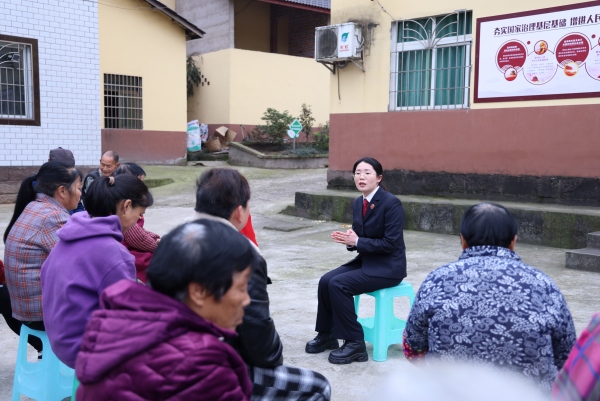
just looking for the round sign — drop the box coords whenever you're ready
[496,40,528,72]
[555,33,590,68]
[585,44,600,80]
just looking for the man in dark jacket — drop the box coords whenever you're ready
[80,150,120,209]
[192,168,331,401]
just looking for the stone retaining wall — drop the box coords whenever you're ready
[328,170,600,207]
[228,142,328,169]
[293,191,600,249]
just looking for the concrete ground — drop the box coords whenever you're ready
[0,165,599,400]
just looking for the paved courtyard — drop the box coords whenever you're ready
[1,165,598,400]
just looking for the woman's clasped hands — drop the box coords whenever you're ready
[331,229,358,246]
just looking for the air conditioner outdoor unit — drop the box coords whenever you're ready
[315,22,363,62]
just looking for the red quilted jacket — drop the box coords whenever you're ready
[0,259,5,285]
[75,280,252,401]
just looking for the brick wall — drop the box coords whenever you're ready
[0,0,101,167]
[271,5,329,58]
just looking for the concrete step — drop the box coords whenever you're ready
[291,190,600,249]
[586,232,600,249]
[566,247,600,273]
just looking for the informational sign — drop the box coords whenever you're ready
[288,119,303,150]
[288,119,302,138]
[475,1,600,102]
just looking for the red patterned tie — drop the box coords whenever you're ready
[362,198,368,218]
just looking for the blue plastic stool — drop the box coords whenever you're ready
[12,325,74,401]
[354,281,415,362]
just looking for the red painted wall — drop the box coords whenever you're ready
[329,104,600,178]
[102,129,186,164]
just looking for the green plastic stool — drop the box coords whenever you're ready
[354,281,415,362]
[72,376,79,400]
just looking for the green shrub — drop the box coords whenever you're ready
[251,108,294,148]
[313,121,329,152]
[284,147,323,157]
[298,103,315,144]
[186,56,201,97]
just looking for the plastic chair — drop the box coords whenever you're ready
[72,376,79,400]
[12,325,74,401]
[354,281,415,362]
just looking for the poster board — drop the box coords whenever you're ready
[475,1,600,102]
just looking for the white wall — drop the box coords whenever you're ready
[0,0,101,166]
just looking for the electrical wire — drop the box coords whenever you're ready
[337,67,340,100]
[94,0,170,11]
[235,0,257,16]
[376,0,396,21]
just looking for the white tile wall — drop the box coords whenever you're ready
[0,0,100,166]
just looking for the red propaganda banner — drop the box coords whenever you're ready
[475,1,600,102]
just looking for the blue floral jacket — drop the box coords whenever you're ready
[404,246,576,392]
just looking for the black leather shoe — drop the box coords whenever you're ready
[328,340,368,364]
[305,332,339,354]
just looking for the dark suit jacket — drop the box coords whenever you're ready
[345,187,407,280]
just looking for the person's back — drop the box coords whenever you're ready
[193,169,283,367]
[5,194,69,321]
[76,280,251,401]
[41,174,152,367]
[3,161,82,356]
[41,211,135,367]
[115,163,161,282]
[405,246,574,388]
[76,220,255,400]
[404,203,576,392]
[194,168,331,400]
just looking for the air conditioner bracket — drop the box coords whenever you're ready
[318,61,336,74]
[350,57,365,72]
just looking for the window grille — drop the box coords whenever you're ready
[390,11,472,111]
[104,74,143,129]
[0,36,38,124]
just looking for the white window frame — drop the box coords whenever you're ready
[389,12,473,111]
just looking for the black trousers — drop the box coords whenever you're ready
[315,260,401,341]
[0,285,43,352]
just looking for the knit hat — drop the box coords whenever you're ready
[48,147,75,167]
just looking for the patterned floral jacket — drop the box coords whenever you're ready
[403,246,576,392]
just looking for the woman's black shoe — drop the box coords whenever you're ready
[305,332,339,354]
[328,340,368,364]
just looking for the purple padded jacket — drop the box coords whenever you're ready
[75,280,252,401]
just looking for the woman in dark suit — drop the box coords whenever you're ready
[305,157,407,364]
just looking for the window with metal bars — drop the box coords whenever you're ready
[390,11,473,111]
[0,35,39,125]
[104,74,143,129]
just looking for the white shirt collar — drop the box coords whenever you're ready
[363,186,380,203]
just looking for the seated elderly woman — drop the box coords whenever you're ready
[3,161,82,355]
[74,219,256,401]
[41,174,153,368]
[403,203,577,393]
[115,163,160,283]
